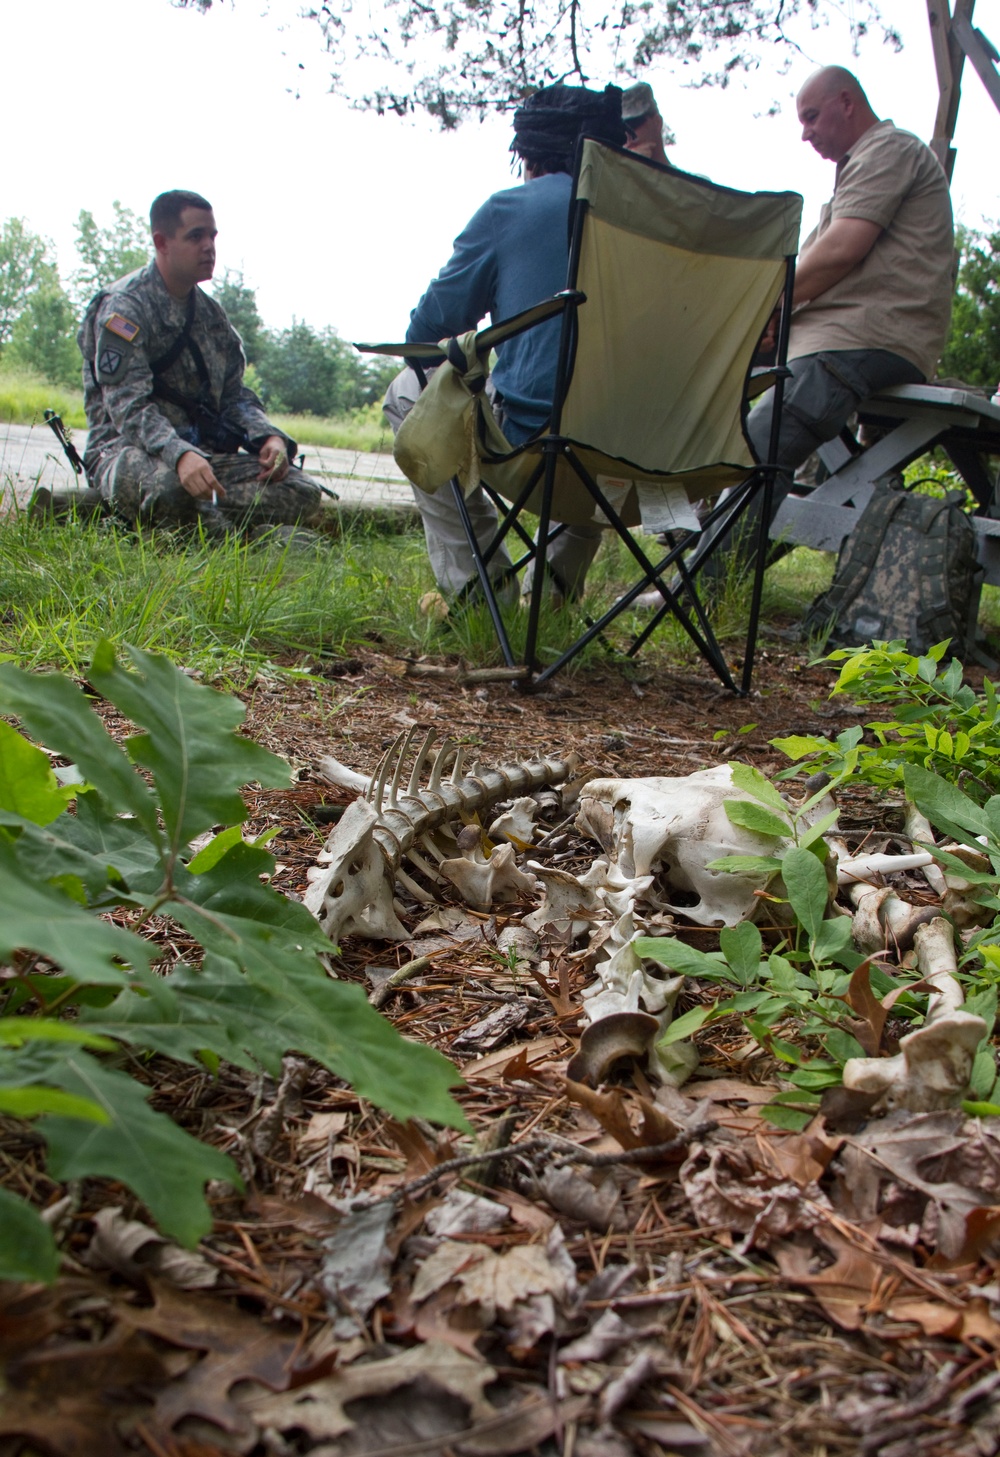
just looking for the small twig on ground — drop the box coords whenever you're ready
[352,1121,716,1210]
[405,661,531,685]
[369,955,433,1009]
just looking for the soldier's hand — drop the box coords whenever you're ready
[258,435,289,483]
[177,451,224,500]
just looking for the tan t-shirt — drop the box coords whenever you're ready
[788,120,954,379]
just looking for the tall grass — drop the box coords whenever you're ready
[0,503,432,682]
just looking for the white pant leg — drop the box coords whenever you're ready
[384,366,514,598]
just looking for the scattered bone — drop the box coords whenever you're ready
[566,1011,661,1086]
[843,916,988,1112]
[849,882,938,955]
[489,796,540,848]
[440,837,538,910]
[318,755,371,794]
[905,803,948,895]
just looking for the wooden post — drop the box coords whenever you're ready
[926,0,973,180]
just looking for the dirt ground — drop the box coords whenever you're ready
[4,637,1000,1457]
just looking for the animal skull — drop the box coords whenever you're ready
[576,765,789,927]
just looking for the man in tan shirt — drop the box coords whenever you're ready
[720,66,954,573]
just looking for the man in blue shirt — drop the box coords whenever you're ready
[384,84,625,606]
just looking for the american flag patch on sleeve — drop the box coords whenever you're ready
[105,314,141,343]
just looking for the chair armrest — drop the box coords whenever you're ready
[353,290,586,364]
[353,341,447,360]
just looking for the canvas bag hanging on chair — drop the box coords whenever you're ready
[393,332,514,495]
[803,478,982,656]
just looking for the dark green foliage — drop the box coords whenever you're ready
[213,268,267,365]
[940,224,1000,390]
[5,280,80,387]
[0,645,466,1282]
[0,218,56,348]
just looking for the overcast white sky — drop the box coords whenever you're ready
[3,0,997,343]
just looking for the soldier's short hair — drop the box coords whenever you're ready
[149,190,214,236]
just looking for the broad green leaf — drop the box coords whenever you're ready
[770,735,833,761]
[0,1085,110,1121]
[59,790,166,892]
[657,1003,718,1047]
[0,807,133,902]
[787,1065,843,1090]
[718,921,763,988]
[962,1101,1000,1118]
[0,1019,115,1049]
[0,721,76,826]
[187,824,247,874]
[903,763,993,846]
[0,1187,58,1282]
[88,643,290,853]
[728,762,789,814]
[812,915,854,964]
[724,801,790,840]
[705,854,783,876]
[40,1051,239,1246]
[971,1046,999,1101]
[92,953,469,1131]
[0,838,149,984]
[760,1105,813,1131]
[799,808,841,850]
[633,936,734,982]
[0,661,159,837]
[746,1018,802,1064]
[781,846,831,943]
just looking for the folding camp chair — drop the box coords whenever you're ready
[361,139,802,693]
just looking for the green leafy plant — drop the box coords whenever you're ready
[772,640,1000,805]
[0,643,466,1282]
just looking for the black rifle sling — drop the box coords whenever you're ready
[149,288,216,415]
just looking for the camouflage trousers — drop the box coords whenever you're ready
[92,448,327,533]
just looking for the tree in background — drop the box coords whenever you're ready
[177,0,896,124]
[213,269,266,365]
[71,202,149,308]
[6,282,80,387]
[0,219,55,349]
[259,320,351,416]
[940,225,1000,391]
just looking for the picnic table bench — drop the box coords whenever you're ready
[769,383,1000,584]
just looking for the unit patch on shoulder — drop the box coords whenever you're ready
[98,346,124,380]
[105,313,140,343]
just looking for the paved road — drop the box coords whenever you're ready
[0,421,415,514]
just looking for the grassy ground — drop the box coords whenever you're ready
[0,482,837,685]
[0,368,390,453]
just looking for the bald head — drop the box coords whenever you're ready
[797,66,879,162]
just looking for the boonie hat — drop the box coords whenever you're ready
[621,81,658,123]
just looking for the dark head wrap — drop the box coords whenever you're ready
[511,84,626,170]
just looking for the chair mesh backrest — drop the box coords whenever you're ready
[560,142,802,482]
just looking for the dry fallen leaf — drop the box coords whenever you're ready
[242,1339,496,1444]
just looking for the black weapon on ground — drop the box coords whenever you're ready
[44,411,85,476]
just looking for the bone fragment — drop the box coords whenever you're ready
[489,796,540,848]
[904,803,948,895]
[837,850,935,884]
[848,882,938,955]
[439,839,538,910]
[318,755,372,794]
[842,916,987,1112]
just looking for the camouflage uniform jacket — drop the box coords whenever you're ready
[78,262,294,478]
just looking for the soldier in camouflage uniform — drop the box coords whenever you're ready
[76,189,331,536]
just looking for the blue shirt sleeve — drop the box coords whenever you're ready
[406,199,499,344]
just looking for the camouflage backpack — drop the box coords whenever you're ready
[803,478,982,656]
